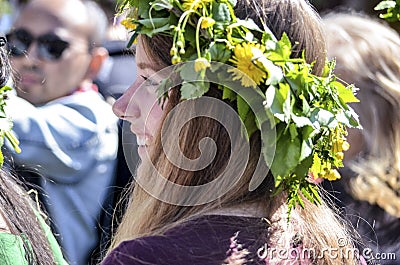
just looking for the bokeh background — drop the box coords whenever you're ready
[311,0,381,13]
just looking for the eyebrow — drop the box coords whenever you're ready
[137,62,154,70]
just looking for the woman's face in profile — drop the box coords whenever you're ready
[112,40,166,159]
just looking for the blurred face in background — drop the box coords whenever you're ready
[8,0,93,105]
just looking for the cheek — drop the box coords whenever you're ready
[51,58,88,87]
[10,58,22,69]
[147,103,165,133]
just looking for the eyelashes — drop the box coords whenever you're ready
[140,75,159,86]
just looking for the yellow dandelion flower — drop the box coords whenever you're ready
[201,17,215,29]
[121,18,137,30]
[228,42,267,88]
[228,68,257,87]
[194,58,210,72]
[182,0,212,11]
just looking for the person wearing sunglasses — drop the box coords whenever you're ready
[4,0,119,264]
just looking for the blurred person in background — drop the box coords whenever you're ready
[4,0,119,264]
[0,33,67,265]
[324,12,400,264]
[94,0,136,102]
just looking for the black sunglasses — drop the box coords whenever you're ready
[6,28,70,61]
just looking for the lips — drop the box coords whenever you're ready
[19,72,43,87]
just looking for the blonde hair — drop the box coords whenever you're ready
[110,1,361,264]
[324,12,400,217]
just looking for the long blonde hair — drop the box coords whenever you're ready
[325,12,400,218]
[110,1,361,264]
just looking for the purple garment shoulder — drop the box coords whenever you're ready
[102,214,369,265]
[102,215,268,265]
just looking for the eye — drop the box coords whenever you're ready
[140,75,159,87]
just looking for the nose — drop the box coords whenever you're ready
[28,42,39,59]
[112,82,140,120]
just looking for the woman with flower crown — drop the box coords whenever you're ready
[0,36,67,265]
[102,0,367,264]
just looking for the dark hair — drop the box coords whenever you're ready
[0,39,11,87]
[0,43,56,265]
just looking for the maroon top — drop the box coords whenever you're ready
[101,215,269,265]
[101,214,369,265]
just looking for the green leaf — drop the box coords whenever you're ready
[277,32,292,59]
[270,129,301,179]
[301,125,317,141]
[268,32,292,61]
[264,85,283,112]
[291,114,312,128]
[222,86,236,101]
[141,24,171,36]
[297,193,305,208]
[212,3,231,22]
[237,95,250,123]
[301,186,314,204]
[180,81,210,99]
[180,62,201,81]
[335,82,359,103]
[209,43,231,63]
[226,0,237,7]
[294,153,313,178]
[157,77,172,101]
[299,139,313,162]
[310,108,337,128]
[137,0,152,18]
[230,18,262,32]
[0,86,12,93]
[181,23,197,46]
[344,108,361,128]
[309,185,322,204]
[289,123,298,140]
[243,110,258,139]
[138,17,170,29]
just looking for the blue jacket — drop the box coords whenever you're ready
[6,90,119,265]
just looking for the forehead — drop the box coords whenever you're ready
[13,5,89,40]
[136,40,165,74]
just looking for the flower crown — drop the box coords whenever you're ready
[119,0,360,214]
[0,36,21,164]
